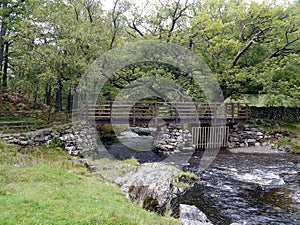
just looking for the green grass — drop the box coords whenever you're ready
[260,120,300,138]
[173,171,198,189]
[278,137,300,154]
[0,140,179,225]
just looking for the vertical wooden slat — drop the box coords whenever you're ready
[133,103,136,125]
[231,103,235,123]
[109,101,113,124]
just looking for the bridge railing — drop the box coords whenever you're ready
[72,101,250,124]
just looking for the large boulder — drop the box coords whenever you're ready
[115,163,197,215]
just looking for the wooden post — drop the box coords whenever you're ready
[133,103,136,125]
[246,103,251,119]
[154,102,158,125]
[231,103,235,123]
[109,101,113,124]
[175,102,179,124]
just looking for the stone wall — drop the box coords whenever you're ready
[152,125,194,156]
[251,107,300,122]
[0,122,98,157]
[152,123,288,152]
[0,121,291,158]
[228,122,285,149]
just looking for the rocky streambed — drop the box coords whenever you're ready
[1,121,299,224]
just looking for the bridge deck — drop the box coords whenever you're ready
[74,101,250,125]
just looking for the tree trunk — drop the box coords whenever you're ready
[73,84,79,111]
[45,84,51,106]
[67,88,72,112]
[0,0,8,88]
[55,79,63,112]
[2,42,9,88]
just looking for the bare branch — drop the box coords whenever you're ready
[263,37,300,63]
[233,26,275,66]
[128,19,144,37]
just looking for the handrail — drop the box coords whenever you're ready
[73,102,251,124]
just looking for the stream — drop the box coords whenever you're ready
[100,130,300,225]
[179,152,300,225]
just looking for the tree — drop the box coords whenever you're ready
[187,0,299,103]
[125,0,193,42]
[4,0,300,109]
[0,0,26,89]
[10,0,109,111]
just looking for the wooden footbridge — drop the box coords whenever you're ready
[74,101,251,125]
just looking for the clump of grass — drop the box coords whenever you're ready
[124,157,139,166]
[261,120,300,138]
[174,171,198,181]
[173,182,190,189]
[173,171,198,188]
[0,140,73,169]
[49,137,65,149]
[278,137,300,154]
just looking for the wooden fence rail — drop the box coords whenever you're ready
[0,102,250,132]
[0,111,71,132]
[73,101,250,124]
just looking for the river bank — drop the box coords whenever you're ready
[0,139,179,225]
[1,121,299,224]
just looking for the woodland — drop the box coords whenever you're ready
[0,0,299,112]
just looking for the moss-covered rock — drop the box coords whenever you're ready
[114,163,198,215]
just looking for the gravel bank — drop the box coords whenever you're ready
[228,146,285,154]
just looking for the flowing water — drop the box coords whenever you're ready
[179,152,300,225]
[101,131,300,225]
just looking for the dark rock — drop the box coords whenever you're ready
[42,129,52,136]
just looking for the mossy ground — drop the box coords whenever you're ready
[278,137,300,154]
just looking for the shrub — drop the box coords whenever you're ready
[49,137,64,149]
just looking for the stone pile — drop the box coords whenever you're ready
[228,122,286,149]
[0,122,98,156]
[152,125,194,156]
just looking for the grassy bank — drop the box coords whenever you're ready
[0,141,179,225]
[263,120,300,153]
[246,119,300,153]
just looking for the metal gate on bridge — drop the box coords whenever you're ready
[192,126,229,149]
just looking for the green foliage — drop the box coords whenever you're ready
[49,137,65,149]
[3,0,300,108]
[96,124,116,140]
[188,0,300,103]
